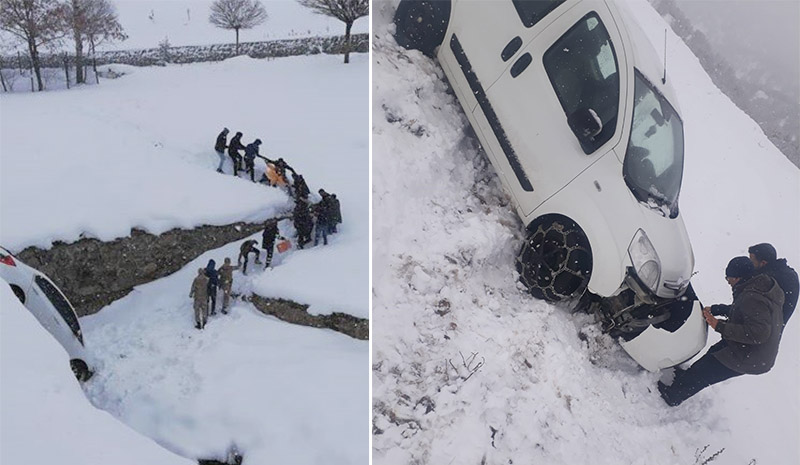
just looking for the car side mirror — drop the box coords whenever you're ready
[568,108,602,144]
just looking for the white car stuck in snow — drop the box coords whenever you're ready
[394,0,707,370]
[1,246,93,381]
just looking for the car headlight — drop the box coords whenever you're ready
[628,229,661,293]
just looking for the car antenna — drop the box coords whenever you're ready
[662,28,668,85]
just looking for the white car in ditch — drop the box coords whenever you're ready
[1,246,93,381]
[394,0,707,371]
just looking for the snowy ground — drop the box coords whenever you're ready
[372,1,799,464]
[0,282,193,465]
[2,52,368,462]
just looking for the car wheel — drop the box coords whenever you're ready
[393,0,451,57]
[516,219,592,302]
[70,359,93,382]
[9,284,25,304]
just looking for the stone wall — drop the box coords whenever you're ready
[2,33,368,69]
[17,222,266,316]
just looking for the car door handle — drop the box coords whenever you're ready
[501,36,523,62]
[510,53,532,78]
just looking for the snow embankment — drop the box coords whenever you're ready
[0,281,193,465]
[372,0,799,464]
[81,236,368,465]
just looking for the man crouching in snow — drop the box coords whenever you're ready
[658,256,784,406]
[189,268,209,330]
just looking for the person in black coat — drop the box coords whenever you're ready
[214,128,229,173]
[243,139,262,182]
[293,199,313,249]
[227,132,246,175]
[292,173,310,201]
[330,193,342,233]
[261,219,283,269]
[238,239,261,275]
[749,243,798,325]
[205,259,220,315]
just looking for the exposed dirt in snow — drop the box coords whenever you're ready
[249,294,368,340]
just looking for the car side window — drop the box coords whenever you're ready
[34,275,82,341]
[513,0,567,28]
[543,13,620,154]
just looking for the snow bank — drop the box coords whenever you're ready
[81,238,368,464]
[0,281,192,465]
[372,0,799,464]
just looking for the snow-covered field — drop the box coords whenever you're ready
[108,0,368,50]
[372,1,800,465]
[0,282,193,465]
[1,51,368,462]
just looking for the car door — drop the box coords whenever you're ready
[477,1,629,217]
[440,0,574,113]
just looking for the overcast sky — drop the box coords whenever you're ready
[675,0,799,96]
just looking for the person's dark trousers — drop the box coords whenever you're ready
[263,243,274,268]
[228,153,240,174]
[242,249,260,274]
[207,282,218,315]
[246,160,255,182]
[659,351,743,406]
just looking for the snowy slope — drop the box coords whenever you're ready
[372,1,800,464]
[80,239,368,464]
[108,0,369,50]
[2,51,368,462]
[0,53,369,318]
[0,282,193,465]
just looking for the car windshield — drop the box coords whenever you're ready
[623,70,684,218]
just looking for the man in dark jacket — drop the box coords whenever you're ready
[658,257,785,406]
[330,193,342,233]
[293,199,313,249]
[314,190,333,246]
[261,219,283,269]
[243,139,262,182]
[292,173,310,201]
[238,239,261,275]
[227,132,245,175]
[205,259,220,316]
[214,128,229,173]
[749,243,798,325]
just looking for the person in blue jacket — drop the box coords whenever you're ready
[243,139,262,182]
[205,259,220,315]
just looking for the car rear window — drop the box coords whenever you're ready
[513,0,567,28]
[34,275,83,343]
[543,13,620,154]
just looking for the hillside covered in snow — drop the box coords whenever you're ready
[1,33,367,465]
[371,1,799,464]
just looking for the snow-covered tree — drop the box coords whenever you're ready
[297,0,367,64]
[0,0,67,91]
[63,0,125,84]
[208,0,267,55]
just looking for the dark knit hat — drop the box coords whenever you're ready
[748,243,777,264]
[726,256,754,278]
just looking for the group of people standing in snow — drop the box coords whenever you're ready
[189,128,344,329]
[658,242,797,406]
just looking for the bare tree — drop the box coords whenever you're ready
[208,0,267,55]
[64,0,125,84]
[297,0,367,64]
[0,0,68,91]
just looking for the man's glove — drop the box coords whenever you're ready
[710,304,731,317]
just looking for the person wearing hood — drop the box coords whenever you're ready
[658,256,785,406]
[293,199,313,249]
[244,139,262,182]
[205,259,220,315]
[330,193,342,233]
[227,131,246,175]
[214,128,229,173]
[749,242,798,326]
[292,173,310,201]
[189,268,209,330]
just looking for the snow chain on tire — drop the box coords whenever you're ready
[516,221,591,302]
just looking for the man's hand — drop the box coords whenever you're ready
[702,307,718,330]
